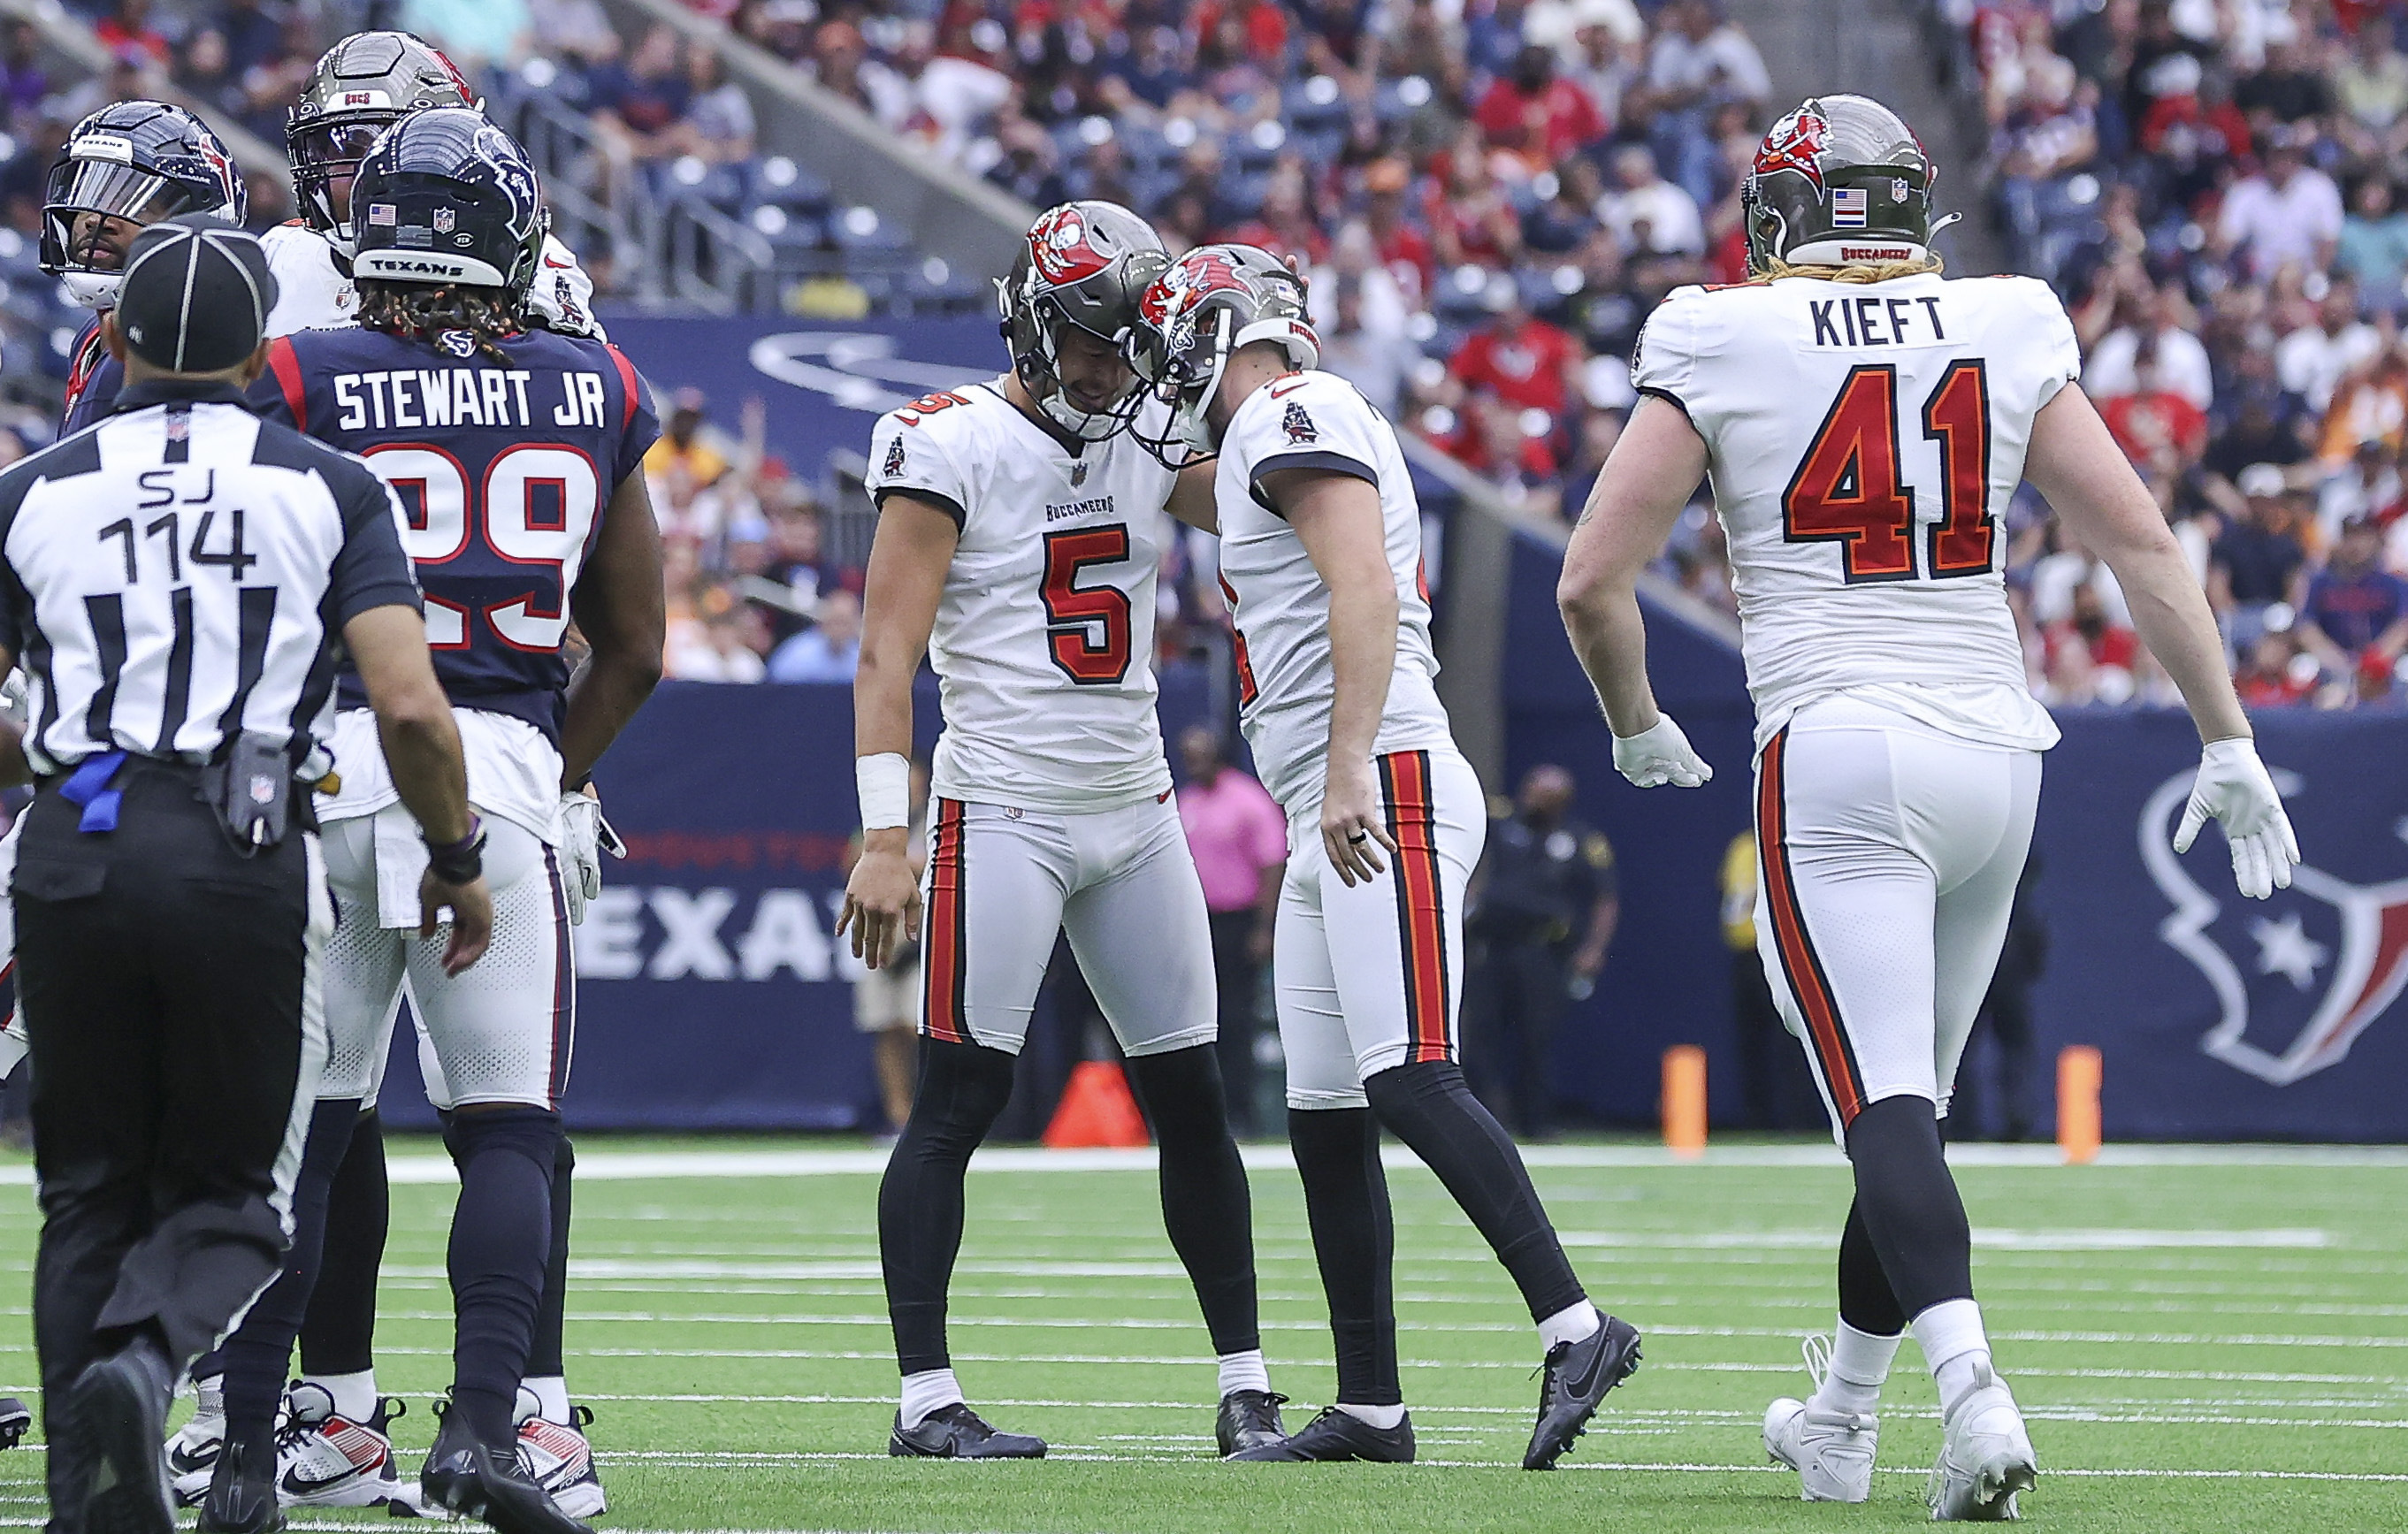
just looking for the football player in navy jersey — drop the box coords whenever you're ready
[42,102,247,433]
[204,110,663,1534]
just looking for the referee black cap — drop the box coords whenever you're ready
[116,213,279,374]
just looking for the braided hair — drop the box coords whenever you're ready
[355,279,526,365]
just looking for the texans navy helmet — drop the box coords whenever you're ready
[42,102,244,307]
[349,107,546,296]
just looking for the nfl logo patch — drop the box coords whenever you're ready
[1891,178,1910,202]
[433,208,455,233]
[367,203,397,227]
[1831,188,1869,228]
[1069,459,1089,487]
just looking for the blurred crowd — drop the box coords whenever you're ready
[0,0,2401,704]
[1964,0,2408,706]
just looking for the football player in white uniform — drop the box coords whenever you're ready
[1128,245,1641,1469]
[261,32,602,343]
[166,33,615,1518]
[1558,95,2298,1520]
[838,202,1283,1460]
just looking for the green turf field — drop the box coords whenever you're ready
[0,1138,2401,1531]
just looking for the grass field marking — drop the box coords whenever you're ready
[531,1309,2408,1348]
[50,1141,2359,1188]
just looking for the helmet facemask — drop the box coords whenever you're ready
[292,117,399,256]
[1128,302,1234,468]
[1001,274,1149,444]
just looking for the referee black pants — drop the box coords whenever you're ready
[12,762,323,1528]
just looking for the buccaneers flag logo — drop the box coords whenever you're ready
[1754,106,1831,195]
[1140,248,1252,332]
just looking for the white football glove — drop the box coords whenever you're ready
[557,790,625,926]
[2173,737,2299,901]
[1612,714,1714,789]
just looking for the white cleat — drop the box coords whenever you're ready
[277,1382,408,1508]
[1763,1335,1878,1502]
[1764,1396,1878,1502]
[165,1386,225,1508]
[1927,1360,2037,1521]
[515,1387,607,1519]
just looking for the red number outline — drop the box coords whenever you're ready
[1781,365,1916,584]
[1041,524,1134,684]
[1922,359,1995,577]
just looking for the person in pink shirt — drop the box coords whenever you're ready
[1177,726,1288,1135]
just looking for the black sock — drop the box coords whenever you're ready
[527,1134,574,1380]
[219,1098,362,1440]
[1362,1060,1586,1323]
[1288,1107,1399,1407]
[1845,1095,1974,1318]
[1838,1197,1907,1336]
[1123,1045,1259,1356]
[443,1107,559,1446]
[300,1105,387,1378]
[878,1039,1017,1376]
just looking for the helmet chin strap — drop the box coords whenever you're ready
[1173,311,1234,454]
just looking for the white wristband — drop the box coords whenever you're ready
[857,752,911,830]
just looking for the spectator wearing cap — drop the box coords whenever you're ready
[2276,279,2381,415]
[1595,142,1705,258]
[1450,277,1581,422]
[2216,127,2343,279]
[2297,516,2408,678]
[2211,468,2312,653]
[2318,433,2399,537]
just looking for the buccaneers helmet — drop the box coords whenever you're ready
[1742,95,1947,274]
[287,32,479,255]
[1128,243,1318,465]
[998,201,1169,441]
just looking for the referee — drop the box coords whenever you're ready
[0,214,492,1534]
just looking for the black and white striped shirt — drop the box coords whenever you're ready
[0,378,421,775]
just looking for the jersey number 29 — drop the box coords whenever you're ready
[1783,361,1993,583]
[364,444,600,652]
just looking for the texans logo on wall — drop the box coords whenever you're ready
[2140,767,2408,1087]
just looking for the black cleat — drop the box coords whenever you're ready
[888,1403,1045,1459]
[70,1338,177,1534]
[1228,1405,1414,1462]
[420,1412,592,1534]
[1524,1314,1643,1469]
[198,1436,282,1534]
[1215,1390,1288,1458]
[0,1395,28,1448]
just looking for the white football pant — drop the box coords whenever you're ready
[321,806,572,1110]
[1276,747,1486,1109]
[1752,696,2042,1145]
[917,793,1217,1057]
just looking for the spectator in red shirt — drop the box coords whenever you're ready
[1449,390,1563,508]
[1190,0,1291,65]
[1450,279,1582,420]
[95,0,170,67]
[1426,126,1525,270]
[1176,728,1288,1135]
[1363,157,1435,307]
[2234,630,2317,706]
[1473,44,1608,172]
[2098,343,2209,470]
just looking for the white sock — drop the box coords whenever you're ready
[524,1375,573,1425]
[1217,1349,1270,1398]
[898,1368,965,1430]
[1808,1320,1901,1416]
[1537,1300,1602,1350]
[1335,1401,1405,1429]
[1911,1299,1994,1420]
[302,1370,375,1423]
[192,1374,225,1422]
